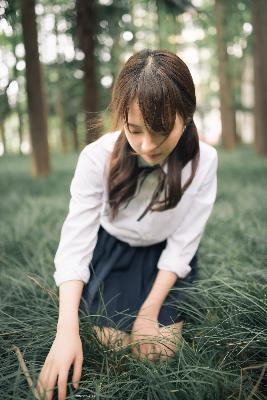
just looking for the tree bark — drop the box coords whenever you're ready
[21,0,50,176]
[71,118,79,152]
[252,0,267,156]
[11,41,24,155]
[56,87,68,152]
[76,0,101,145]
[0,120,6,154]
[55,14,68,153]
[214,0,237,149]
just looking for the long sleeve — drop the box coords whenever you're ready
[156,149,218,279]
[53,144,104,287]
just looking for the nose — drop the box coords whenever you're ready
[141,133,159,155]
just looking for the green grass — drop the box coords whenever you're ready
[0,144,267,399]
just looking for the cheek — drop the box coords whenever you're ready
[162,137,176,152]
[166,134,181,151]
[125,135,139,150]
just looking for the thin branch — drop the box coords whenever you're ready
[11,344,41,399]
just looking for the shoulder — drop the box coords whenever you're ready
[82,130,121,158]
[76,130,121,179]
[199,140,218,164]
[192,140,218,187]
[198,140,218,174]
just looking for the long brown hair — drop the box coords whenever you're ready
[107,49,200,221]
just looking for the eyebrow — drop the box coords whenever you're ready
[127,123,142,128]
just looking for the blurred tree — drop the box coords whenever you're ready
[194,0,253,145]
[3,0,26,154]
[76,0,101,145]
[252,0,267,156]
[11,41,25,155]
[37,0,84,153]
[0,0,257,155]
[0,89,11,154]
[96,1,132,93]
[21,0,50,175]
[214,0,237,149]
[61,60,84,152]
[156,0,181,51]
[54,12,69,153]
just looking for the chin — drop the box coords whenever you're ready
[145,154,164,164]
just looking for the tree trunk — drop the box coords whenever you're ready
[71,118,79,152]
[156,0,165,49]
[55,14,68,153]
[214,0,237,149]
[76,0,101,145]
[0,120,6,154]
[56,87,68,152]
[11,41,24,155]
[21,0,50,176]
[17,108,24,155]
[252,0,267,156]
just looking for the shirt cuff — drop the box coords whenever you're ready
[53,267,90,287]
[157,255,192,279]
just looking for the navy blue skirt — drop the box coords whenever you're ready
[81,225,198,333]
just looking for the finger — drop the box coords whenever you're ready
[145,343,158,362]
[35,365,56,400]
[57,370,69,400]
[131,337,155,360]
[151,343,159,361]
[155,343,166,360]
[34,381,54,400]
[39,366,58,400]
[130,339,142,359]
[72,356,83,389]
[157,341,176,360]
[137,342,152,361]
[35,364,49,397]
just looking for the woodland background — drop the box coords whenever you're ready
[0,1,267,399]
[0,0,267,174]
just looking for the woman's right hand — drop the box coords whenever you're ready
[34,329,83,400]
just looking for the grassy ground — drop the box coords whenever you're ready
[0,144,267,399]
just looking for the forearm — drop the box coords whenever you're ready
[139,270,178,318]
[57,280,85,334]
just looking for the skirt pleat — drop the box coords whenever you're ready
[81,225,198,333]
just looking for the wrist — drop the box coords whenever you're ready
[57,318,80,334]
[139,300,161,319]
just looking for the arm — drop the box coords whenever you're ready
[138,149,218,320]
[156,149,218,279]
[54,143,105,287]
[57,280,85,334]
[138,270,177,319]
[35,143,106,400]
[35,280,84,400]
[130,270,177,360]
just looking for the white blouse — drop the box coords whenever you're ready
[54,130,218,287]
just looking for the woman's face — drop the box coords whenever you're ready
[123,99,186,165]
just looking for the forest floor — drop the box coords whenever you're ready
[0,144,267,399]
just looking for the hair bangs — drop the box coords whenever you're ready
[136,72,181,135]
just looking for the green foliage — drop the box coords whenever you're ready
[0,145,267,399]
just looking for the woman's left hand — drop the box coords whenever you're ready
[130,312,162,361]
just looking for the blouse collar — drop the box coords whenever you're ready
[137,155,168,175]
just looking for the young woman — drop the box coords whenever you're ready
[35,49,218,400]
